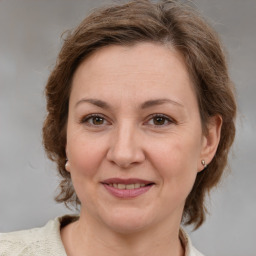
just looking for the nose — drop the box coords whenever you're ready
[106,121,145,169]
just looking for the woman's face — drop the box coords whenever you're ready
[66,42,212,234]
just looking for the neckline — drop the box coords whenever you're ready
[58,215,191,256]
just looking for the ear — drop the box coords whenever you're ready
[198,115,222,172]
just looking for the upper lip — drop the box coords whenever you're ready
[101,178,155,185]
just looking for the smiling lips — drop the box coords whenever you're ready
[102,178,155,198]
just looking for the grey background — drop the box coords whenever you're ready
[0,0,255,255]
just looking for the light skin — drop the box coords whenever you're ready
[61,42,222,256]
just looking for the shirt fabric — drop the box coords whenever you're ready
[0,215,204,256]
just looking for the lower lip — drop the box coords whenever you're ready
[102,184,153,198]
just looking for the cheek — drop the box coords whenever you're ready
[66,137,105,205]
[67,134,106,178]
[148,135,201,194]
[150,136,200,173]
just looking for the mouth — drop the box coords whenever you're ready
[101,178,155,198]
[108,183,150,189]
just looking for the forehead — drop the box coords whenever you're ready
[70,42,197,109]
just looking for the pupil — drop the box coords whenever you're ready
[154,117,165,125]
[93,117,103,125]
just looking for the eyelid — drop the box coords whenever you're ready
[79,113,176,127]
[144,113,176,126]
[80,113,111,126]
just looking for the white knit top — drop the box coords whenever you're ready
[0,215,204,256]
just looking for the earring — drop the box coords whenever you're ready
[65,159,69,171]
[201,159,207,169]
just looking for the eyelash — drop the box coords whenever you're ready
[80,114,109,127]
[146,114,176,127]
[80,113,176,128]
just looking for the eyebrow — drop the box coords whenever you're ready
[75,98,184,109]
[75,98,111,109]
[140,98,184,109]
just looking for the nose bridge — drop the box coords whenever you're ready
[117,120,136,151]
[107,119,144,168]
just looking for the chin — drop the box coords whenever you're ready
[106,219,150,235]
[100,207,156,235]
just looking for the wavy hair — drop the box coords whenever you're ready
[43,0,236,229]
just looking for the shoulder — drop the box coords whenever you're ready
[190,247,205,256]
[179,228,205,256]
[0,216,71,256]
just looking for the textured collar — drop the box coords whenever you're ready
[58,215,204,256]
[0,215,203,256]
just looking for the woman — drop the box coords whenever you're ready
[0,0,236,255]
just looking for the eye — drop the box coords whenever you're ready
[81,114,110,126]
[146,114,174,127]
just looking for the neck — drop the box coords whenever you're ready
[61,210,184,256]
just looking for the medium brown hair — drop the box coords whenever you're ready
[43,0,236,229]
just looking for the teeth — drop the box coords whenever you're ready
[111,183,148,189]
[126,184,135,189]
[134,183,140,188]
[117,184,126,189]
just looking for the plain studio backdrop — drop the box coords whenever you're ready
[0,0,255,255]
